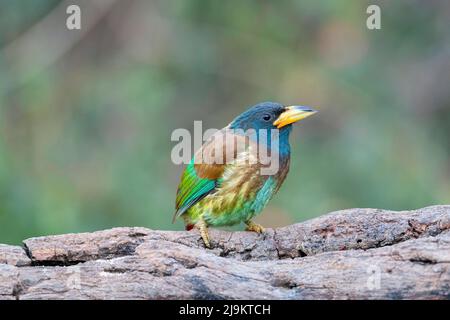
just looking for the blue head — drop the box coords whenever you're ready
[229,101,316,155]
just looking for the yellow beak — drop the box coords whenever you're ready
[273,106,317,129]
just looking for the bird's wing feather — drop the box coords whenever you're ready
[173,129,251,221]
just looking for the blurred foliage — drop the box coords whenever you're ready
[1,0,449,244]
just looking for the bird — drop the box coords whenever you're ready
[173,101,317,248]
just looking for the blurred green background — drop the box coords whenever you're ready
[1,0,449,244]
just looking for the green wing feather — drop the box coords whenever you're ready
[173,159,218,222]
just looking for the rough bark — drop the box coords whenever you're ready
[0,205,449,300]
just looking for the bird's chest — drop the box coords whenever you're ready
[201,153,288,226]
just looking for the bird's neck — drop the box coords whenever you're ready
[277,126,292,157]
[228,125,293,157]
[245,126,292,157]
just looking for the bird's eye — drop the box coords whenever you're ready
[262,114,272,121]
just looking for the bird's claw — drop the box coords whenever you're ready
[245,221,265,234]
[195,219,211,248]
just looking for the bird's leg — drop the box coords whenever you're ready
[195,218,211,248]
[245,220,265,233]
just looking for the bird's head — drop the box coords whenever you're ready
[229,101,317,133]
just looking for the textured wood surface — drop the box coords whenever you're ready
[1,205,449,299]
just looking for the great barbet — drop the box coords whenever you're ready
[173,101,317,247]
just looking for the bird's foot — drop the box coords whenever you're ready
[245,220,265,234]
[195,219,211,248]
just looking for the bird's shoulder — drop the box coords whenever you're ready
[193,128,258,179]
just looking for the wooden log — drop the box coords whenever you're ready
[0,205,449,299]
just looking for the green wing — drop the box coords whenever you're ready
[173,160,218,222]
